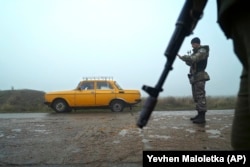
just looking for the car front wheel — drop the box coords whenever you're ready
[52,99,70,113]
[110,100,124,112]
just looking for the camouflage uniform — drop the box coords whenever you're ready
[180,44,210,123]
[217,0,250,150]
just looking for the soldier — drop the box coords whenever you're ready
[178,37,210,124]
[216,0,250,150]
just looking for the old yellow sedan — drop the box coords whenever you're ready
[44,77,141,113]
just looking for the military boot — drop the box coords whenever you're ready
[190,111,199,121]
[192,111,206,124]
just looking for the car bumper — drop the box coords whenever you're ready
[130,99,141,105]
[135,99,141,103]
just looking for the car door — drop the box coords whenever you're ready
[75,81,95,106]
[95,81,115,106]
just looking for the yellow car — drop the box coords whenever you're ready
[44,77,141,113]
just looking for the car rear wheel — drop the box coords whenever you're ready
[110,100,124,112]
[52,99,71,113]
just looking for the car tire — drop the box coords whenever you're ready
[110,100,124,112]
[52,99,70,113]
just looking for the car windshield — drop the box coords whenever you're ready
[75,82,82,90]
[114,82,123,90]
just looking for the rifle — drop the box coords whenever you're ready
[137,0,208,128]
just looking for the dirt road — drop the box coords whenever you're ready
[0,110,234,166]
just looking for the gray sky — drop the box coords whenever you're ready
[0,0,242,97]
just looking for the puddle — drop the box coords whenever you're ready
[172,126,182,130]
[113,140,120,144]
[142,138,153,149]
[206,129,221,138]
[118,128,140,137]
[119,129,128,137]
[33,129,51,134]
[149,135,170,140]
[6,135,15,139]
[206,129,221,135]
[34,130,47,132]
[35,124,45,127]
[186,129,195,133]
[152,110,234,117]
[142,138,150,143]
[220,125,230,131]
[12,129,22,132]
[153,118,166,121]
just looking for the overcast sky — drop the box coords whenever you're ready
[0,0,242,97]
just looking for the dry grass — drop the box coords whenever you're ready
[0,89,49,112]
[139,96,236,111]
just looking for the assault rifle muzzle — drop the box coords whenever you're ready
[137,0,207,128]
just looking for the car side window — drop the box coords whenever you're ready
[80,82,94,90]
[97,81,113,90]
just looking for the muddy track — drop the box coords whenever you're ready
[0,110,233,166]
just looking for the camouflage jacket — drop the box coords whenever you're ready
[180,45,210,84]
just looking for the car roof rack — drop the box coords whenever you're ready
[82,76,113,81]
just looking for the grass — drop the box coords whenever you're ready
[0,89,236,113]
[139,96,236,111]
[0,89,50,113]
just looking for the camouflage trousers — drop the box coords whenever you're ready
[229,10,250,150]
[191,81,206,112]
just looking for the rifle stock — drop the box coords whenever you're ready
[137,0,207,128]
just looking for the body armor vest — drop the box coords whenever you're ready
[191,45,209,74]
